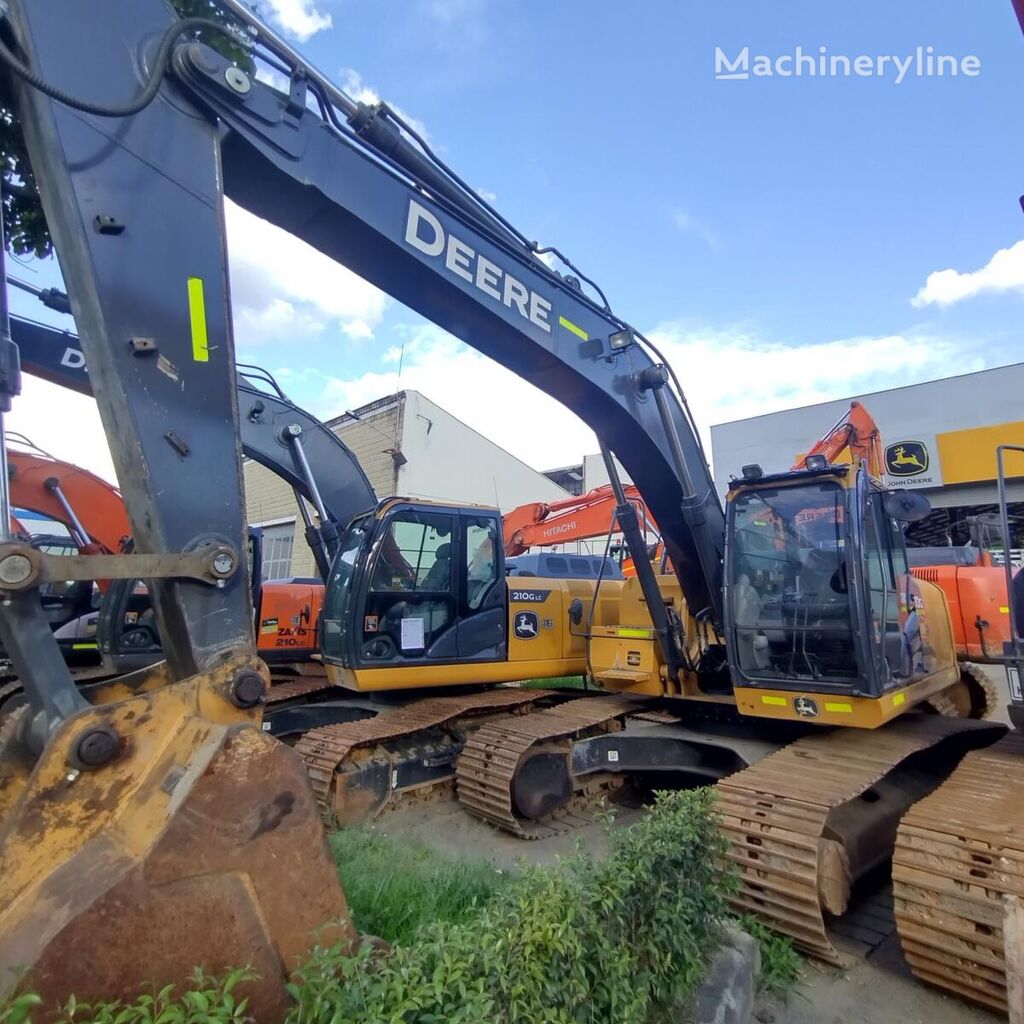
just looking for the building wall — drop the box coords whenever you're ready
[581,452,631,492]
[395,391,568,511]
[244,398,401,580]
[710,362,1024,504]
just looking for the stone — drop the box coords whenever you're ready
[694,925,761,1024]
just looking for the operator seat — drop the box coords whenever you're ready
[422,542,452,591]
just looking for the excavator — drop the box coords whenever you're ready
[1,0,1022,1016]
[791,401,1010,710]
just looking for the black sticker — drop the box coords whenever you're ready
[884,440,929,477]
[793,696,819,718]
[509,588,551,603]
[513,610,540,640]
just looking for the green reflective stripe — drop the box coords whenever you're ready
[187,276,209,362]
[72,642,98,650]
[617,627,651,639]
[558,315,588,341]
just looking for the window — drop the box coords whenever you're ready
[371,512,454,593]
[863,492,907,676]
[729,481,855,681]
[570,557,592,576]
[547,556,568,574]
[261,523,295,581]
[465,519,498,609]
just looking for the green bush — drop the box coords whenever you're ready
[55,968,255,1024]
[290,787,731,1024]
[733,914,801,998]
[328,829,508,944]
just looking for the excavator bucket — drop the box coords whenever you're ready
[0,656,353,1018]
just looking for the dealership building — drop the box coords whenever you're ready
[710,362,1024,549]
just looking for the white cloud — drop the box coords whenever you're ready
[476,187,498,204]
[672,210,720,252]
[912,239,1024,308]
[255,66,291,93]
[646,325,977,455]
[224,199,387,349]
[340,69,432,144]
[305,322,980,474]
[255,0,331,41]
[235,297,325,346]
[309,325,597,468]
[8,376,116,484]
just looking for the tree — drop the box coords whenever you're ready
[0,0,254,258]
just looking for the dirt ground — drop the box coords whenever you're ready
[761,935,998,1024]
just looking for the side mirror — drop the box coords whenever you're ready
[883,489,932,523]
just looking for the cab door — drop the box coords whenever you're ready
[356,506,458,665]
[455,512,505,660]
[352,504,506,667]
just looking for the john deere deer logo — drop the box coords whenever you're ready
[885,441,929,477]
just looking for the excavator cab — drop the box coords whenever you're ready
[320,498,624,691]
[322,500,507,675]
[724,461,959,726]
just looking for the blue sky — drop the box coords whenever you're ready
[8,0,1024,481]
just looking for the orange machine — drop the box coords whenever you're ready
[6,443,320,664]
[793,400,885,478]
[503,484,658,558]
[795,403,1015,665]
[8,442,130,557]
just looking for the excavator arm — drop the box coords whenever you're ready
[503,484,657,557]
[794,400,885,478]
[0,0,724,635]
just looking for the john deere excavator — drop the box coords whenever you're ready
[1,0,1022,1015]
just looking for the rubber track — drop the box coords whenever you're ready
[456,696,636,838]
[294,688,552,810]
[894,731,1024,1014]
[716,716,992,967]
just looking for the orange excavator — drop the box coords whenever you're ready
[0,435,338,697]
[794,401,1013,680]
[7,436,130,557]
[502,483,657,556]
[503,484,662,576]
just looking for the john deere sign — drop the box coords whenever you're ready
[885,441,929,477]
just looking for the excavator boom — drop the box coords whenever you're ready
[794,400,885,478]
[503,484,657,556]
[7,445,129,555]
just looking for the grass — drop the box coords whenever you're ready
[328,827,509,945]
[734,913,802,998]
[520,674,587,690]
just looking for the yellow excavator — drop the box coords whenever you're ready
[1,0,1022,1017]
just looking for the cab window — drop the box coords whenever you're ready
[465,518,498,609]
[371,512,454,594]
